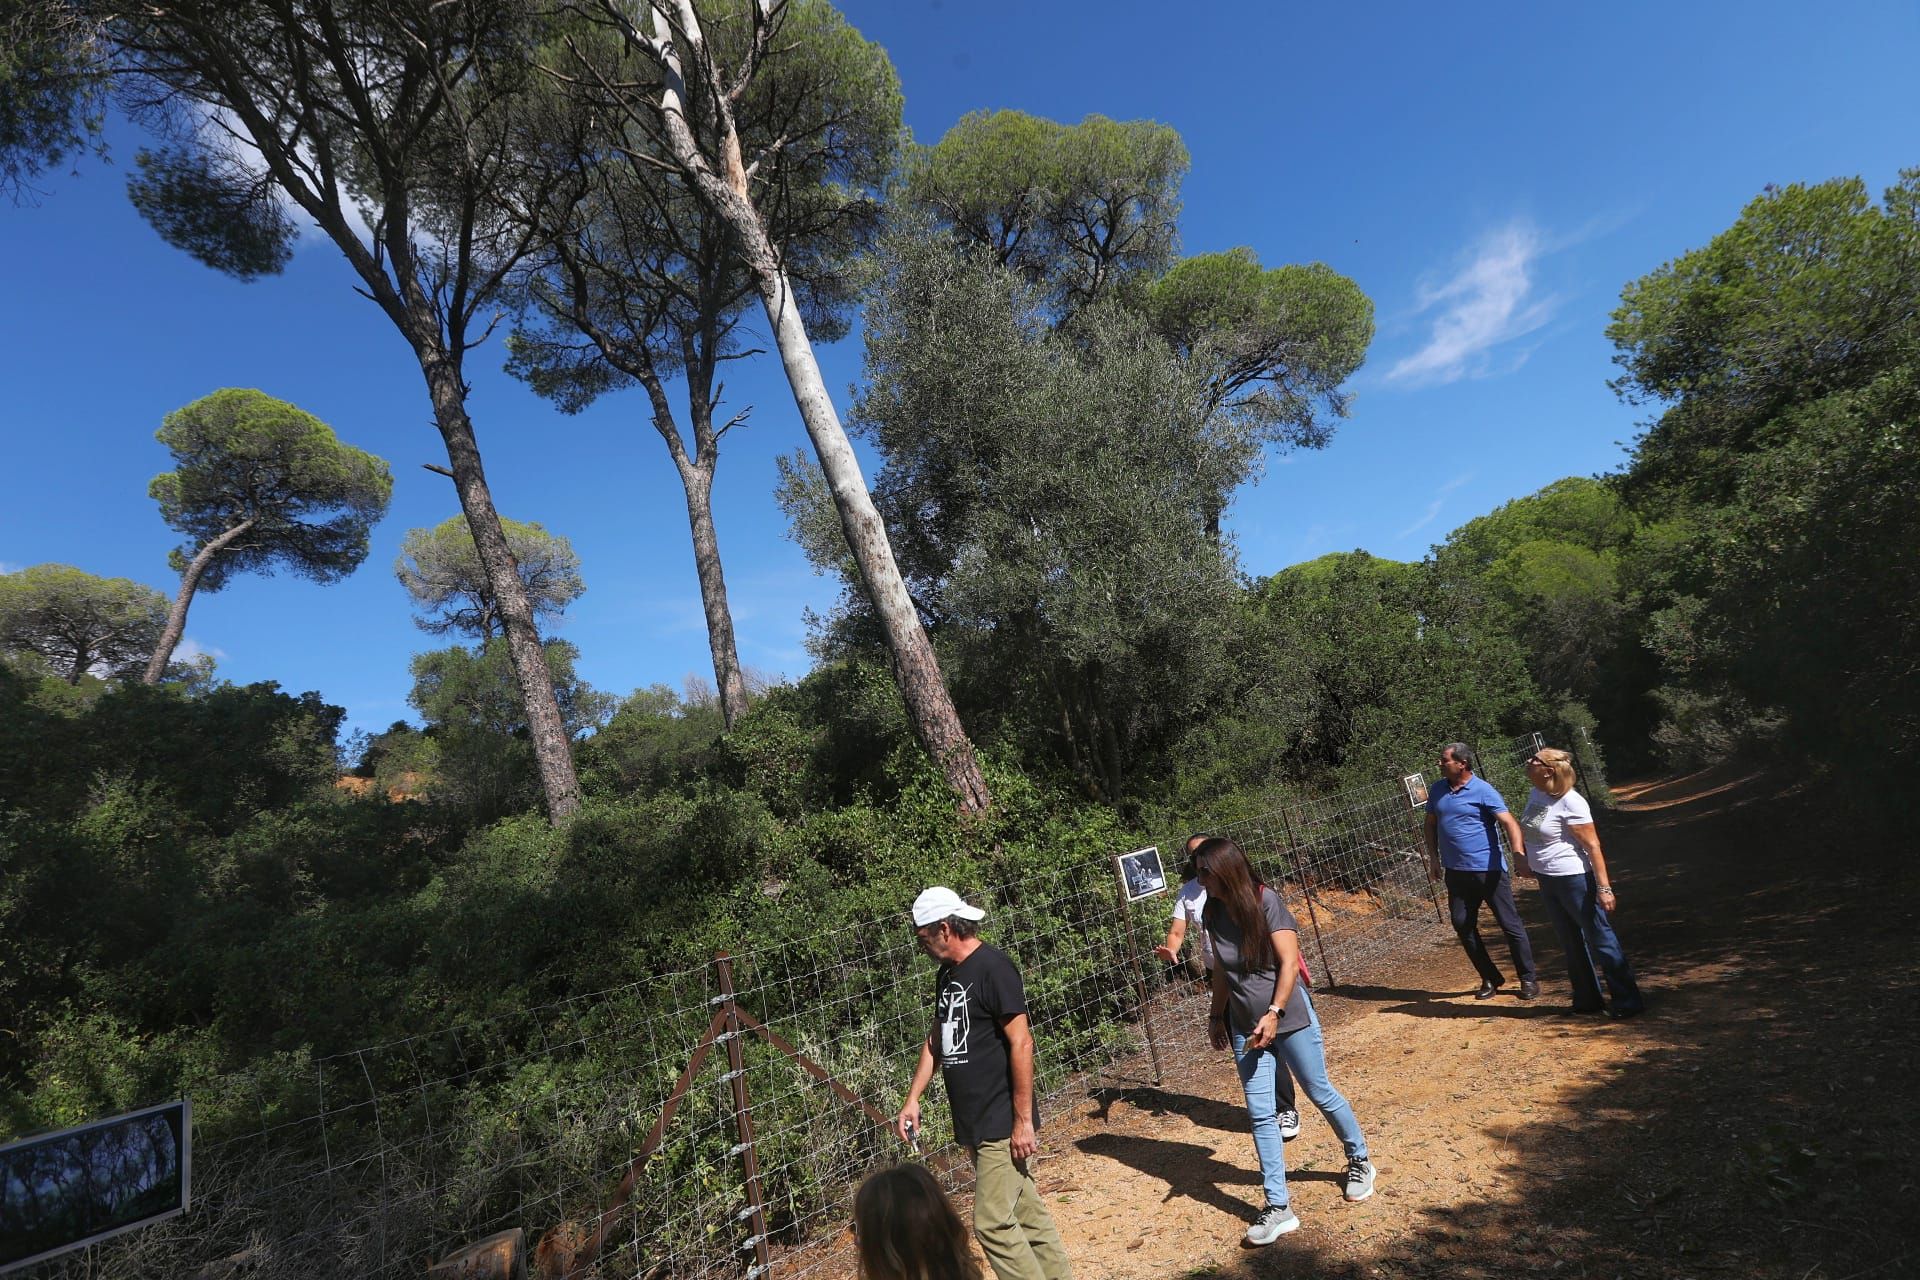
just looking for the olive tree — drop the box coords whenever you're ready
[780,112,1374,801]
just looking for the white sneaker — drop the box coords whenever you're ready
[1278,1108,1301,1141]
[1245,1203,1299,1245]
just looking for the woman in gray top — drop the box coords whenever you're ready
[1197,837,1375,1244]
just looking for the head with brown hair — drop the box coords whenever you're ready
[853,1164,979,1280]
[1192,837,1276,971]
[1527,747,1577,799]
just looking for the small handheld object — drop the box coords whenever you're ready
[904,1120,921,1154]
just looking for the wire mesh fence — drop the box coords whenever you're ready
[18,742,1581,1280]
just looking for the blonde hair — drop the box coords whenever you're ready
[1533,747,1577,798]
[854,1164,979,1280]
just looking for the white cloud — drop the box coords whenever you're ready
[1387,223,1557,386]
[0,561,22,576]
[1396,473,1475,540]
[175,638,228,664]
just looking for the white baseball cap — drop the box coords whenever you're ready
[911,887,986,928]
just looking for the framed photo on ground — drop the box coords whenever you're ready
[1115,846,1168,901]
[1402,773,1429,809]
[0,1100,192,1275]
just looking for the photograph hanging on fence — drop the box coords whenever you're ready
[1115,846,1168,901]
[0,1100,192,1274]
[1402,773,1429,809]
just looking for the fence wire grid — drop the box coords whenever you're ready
[16,733,1601,1280]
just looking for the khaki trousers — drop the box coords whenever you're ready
[969,1140,1072,1280]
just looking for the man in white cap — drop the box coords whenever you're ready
[895,887,1071,1280]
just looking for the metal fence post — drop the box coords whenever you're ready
[714,951,772,1280]
[1276,805,1337,989]
[1410,786,1446,926]
[1110,872,1165,1086]
[1571,726,1596,801]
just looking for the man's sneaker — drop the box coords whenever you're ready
[1278,1108,1302,1141]
[1245,1203,1299,1245]
[1343,1156,1377,1202]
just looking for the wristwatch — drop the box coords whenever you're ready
[1266,1003,1282,1016]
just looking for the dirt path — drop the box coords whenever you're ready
[965,763,1918,1280]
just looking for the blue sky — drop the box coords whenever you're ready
[2,2,1915,739]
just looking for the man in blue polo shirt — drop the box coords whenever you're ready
[1424,742,1539,1000]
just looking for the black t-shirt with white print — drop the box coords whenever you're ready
[931,942,1034,1147]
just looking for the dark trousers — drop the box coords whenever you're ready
[1444,867,1536,985]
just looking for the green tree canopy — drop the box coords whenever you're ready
[1609,171,1920,506]
[1144,247,1374,453]
[408,638,610,820]
[894,112,1372,539]
[788,233,1250,801]
[1436,476,1637,572]
[0,0,109,199]
[394,516,583,642]
[899,109,1189,311]
[144,388,391,682]
[0,564,167,684]
[1431,477,1640,708]
[780,110,1371,801]
[1250,551,1538,785]
[1606,169,1920,776]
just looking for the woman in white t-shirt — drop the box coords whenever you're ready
[1518,749,1645,1017]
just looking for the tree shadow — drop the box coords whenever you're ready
[1087,1086,1247,1132]
[1074,1132,1263,1220]
[1330,984,1480,1003]
[1326,984,1560,1020]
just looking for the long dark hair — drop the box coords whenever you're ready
[854,1164,979,1280]
[1194,837,1276,971]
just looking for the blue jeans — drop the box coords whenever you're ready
[1232,997,1369,1209]
[1535,870,1644,1013]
